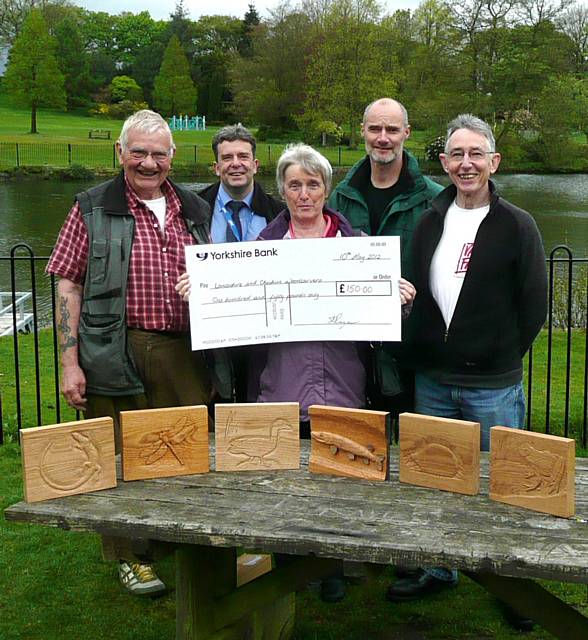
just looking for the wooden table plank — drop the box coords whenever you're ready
[6,446,588,584]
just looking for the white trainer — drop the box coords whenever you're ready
[118,561,166,596]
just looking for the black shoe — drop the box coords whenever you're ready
[394,566,421,580]
[320,576,346,603]
[385,569,457,602]
[501,603,535,632]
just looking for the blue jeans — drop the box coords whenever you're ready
[415,373,526,452]
[413,373,526,585]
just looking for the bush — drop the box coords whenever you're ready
[425,136,445,161]
[90,100,148,119]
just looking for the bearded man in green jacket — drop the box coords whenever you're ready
[328,98,442,408]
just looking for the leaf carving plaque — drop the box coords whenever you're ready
[399,413,480,495]
[121,406,209,481]
[308,405,389,481]
[489,426,575,518]
[215,403,299,472]
[20,417,116,502]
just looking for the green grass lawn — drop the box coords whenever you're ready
[1,442,586,640]
[2,328,585,448]
[0,97,429,170]
[0,327,586,638]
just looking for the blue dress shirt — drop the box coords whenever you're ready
[210,184,268,243]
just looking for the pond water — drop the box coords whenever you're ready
[0,173,585,319]
[0,173,585,257]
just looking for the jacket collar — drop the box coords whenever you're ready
[101,170,208,225]
[258,206,354,240]
[199,180,281,219]
[432,179,499,215]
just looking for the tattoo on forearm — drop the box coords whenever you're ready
[58,296,77,354]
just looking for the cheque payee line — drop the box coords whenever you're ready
[200,279,394,328]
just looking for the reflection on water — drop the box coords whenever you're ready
[0,174,586,319]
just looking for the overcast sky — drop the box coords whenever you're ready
[72,0,423,21]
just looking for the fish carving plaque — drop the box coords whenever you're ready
[399,413,480,495]
[121,406,209,481]
[490,426,575,518]
[215,403,300,472]
[308,405,389,481]
[20,417,116,503]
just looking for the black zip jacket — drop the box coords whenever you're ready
[407,181,548,387]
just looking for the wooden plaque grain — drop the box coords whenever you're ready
[308,405,389,481]
[489,426,575,518]
[20,417,116,503]
[215,403,299,472]
[399,413,480,495]
[121,406,209,481]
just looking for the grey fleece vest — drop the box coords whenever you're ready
[76,178,209,395]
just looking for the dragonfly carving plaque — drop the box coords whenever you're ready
[490,426,575,517]
[399,413,480,495]
[20,417,116,502]
[308,405,389,481]
[121,406,209,481]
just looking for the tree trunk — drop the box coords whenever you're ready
[30,102,37,134]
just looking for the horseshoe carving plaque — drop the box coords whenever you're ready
[20,417,116,503]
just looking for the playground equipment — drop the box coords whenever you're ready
[168,115,206,131]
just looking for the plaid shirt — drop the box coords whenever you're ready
[47,178,199,332]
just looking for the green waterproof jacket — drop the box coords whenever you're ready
[328,151,443,282]
[328,152,443,397]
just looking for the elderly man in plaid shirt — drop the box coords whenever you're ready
[47,110,218,597]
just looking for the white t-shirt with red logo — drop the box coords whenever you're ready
[430,201,489,328]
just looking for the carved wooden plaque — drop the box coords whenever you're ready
[20,417,116,503]
[121,406,209,481]
[215,403,299,472]
[489,426,575,518]
[399,413,480,495]
[308,405,389,481]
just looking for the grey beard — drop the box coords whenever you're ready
[368,149,398,165]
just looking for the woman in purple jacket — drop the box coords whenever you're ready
[249,143,415,437]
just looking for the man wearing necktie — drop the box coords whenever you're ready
[199,125,284,401]
[199,124,283,244]
[225,199,245,242]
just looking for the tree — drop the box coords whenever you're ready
[302,0,397,147]
[109,75,144,103]
[558,4,588,74]
[53,14,93,108]
[153,35,197,115]
[191,14,242,119]
[230,4,312,133]
[239,2,261,56]
[0,0,70,46]
[3,9,65,133]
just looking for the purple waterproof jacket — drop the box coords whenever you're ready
[247,207,367,422]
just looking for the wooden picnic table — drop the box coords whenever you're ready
[5,441,588,639]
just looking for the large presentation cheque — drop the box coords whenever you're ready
[186,236,401,350]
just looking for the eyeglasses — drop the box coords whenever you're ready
[128,148,172,162]
[447,149,495,162]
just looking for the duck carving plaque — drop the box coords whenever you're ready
[121,406,209,481]
[215,403,300,472]
[399,413,480,495]
[308,405,389,481]
[20,417,116,503]
[489,426,575,518]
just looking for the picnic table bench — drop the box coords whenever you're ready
[5,441,588,639]
[88,129,111,139]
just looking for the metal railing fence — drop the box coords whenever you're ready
[0,244,586,447]
[0,142,418,170]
